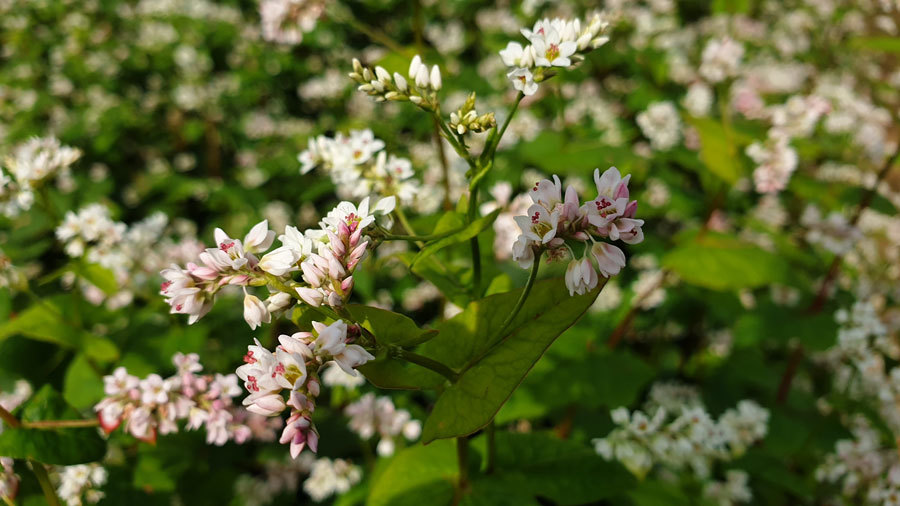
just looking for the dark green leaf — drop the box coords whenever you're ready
[345,304,438,347]
[421,278,602,442]
[367,439,458,506]
[662,234,789,290]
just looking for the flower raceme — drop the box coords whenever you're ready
[94,353,272,446]
[236,320,375,458]
[500,15,611,96]
[511,167,644,296]
[159,196,394,328]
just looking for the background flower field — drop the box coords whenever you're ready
[1,0,899,505]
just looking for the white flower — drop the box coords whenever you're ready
[104,367,139,396]
[636,101,682,151]
[259,246,301,276]
[507,67,538,96]
[499,42,534,67]
[699,37,744,83]
[139,374,170,405]
[529,27,577,67]
[242,220,277,254]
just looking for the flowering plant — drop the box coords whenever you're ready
[0,1,899,505]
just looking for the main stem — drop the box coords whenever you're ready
[0,406,19,429]
[496,250,542,337]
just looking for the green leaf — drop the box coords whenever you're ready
[63,354,104,411]
[0,385,106,465]
[684,116,744,184]
[71,261,119,296]
[468,432,635,505]
[420,277,603,442]
[367,439,458,506]
[662,234,789,290]
[410,209,500,269]
[0,301,119,361]
[345,305,438,347]
[733,304,836,351]
[357,349,445,391]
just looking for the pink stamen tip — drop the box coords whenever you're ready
[243,351,256,364]
[219,241,235,251]
[531,212,541,224]
[160,281,172,291]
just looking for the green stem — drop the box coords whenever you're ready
[2,493,14,506]
[30,460,61,506]
[495,93,524,152]
[393,348,458,382]
[496,249,542,337]
[467,184,481,295]
[486,419,496,474]
[454,437,469,504]
[392,207,418,237]
[331,5,410,56]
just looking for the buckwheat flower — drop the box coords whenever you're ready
[140,374,171,405]
[500,42,533,67]
[515,204,561,245]
[311,320,374,375]
[259,246,301,276]
[508,67,539,95]
[699,37,744,83]
[243,291,271,330]
[591,242,626,278]
[683,82,713,117]
[104,367,139,396]
[565,255,599,296]
[56,464,107,506]
[242,220,277,254]
[636,101,682,150]
[512,235,536,268]
[530,26,577,67]
[303,458,362,502]
[322,363,366,389]
[259,0,324,45]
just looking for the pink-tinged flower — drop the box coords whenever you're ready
[296,286,324,307]
[591,242,626,278]
[565,256,599,296]
[514,204,560,245]
[243,392,287,416]
[512,235,536,268]
[242,291,271,330]
[593,167,631,201]
[265,292,293,313]
[529,175,562,209]
[95,399,124,433]
[530,27,577,67]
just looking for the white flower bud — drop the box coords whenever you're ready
[430,65,442,90]
[375,66,391,83]
[393,72,408,93]
[243,292,271,330]
[409,54,422,79]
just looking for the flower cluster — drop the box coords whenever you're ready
[161,196,393,327]
[448,92,496,135]
[236,320,375,458]
[0,136,80,217]
[298,129,421,205]
[500,15,611,96]
[636,101,682,151]
[344,393,421,456]
[56,464,107,506]
[94,352,268,445]
[510,167,644,296]
[349,54,442,110]
[303,457,362,502]
[259,0,324,45]
[816,417,900,504]
[703,470,752,506]
[594,383,769,482]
